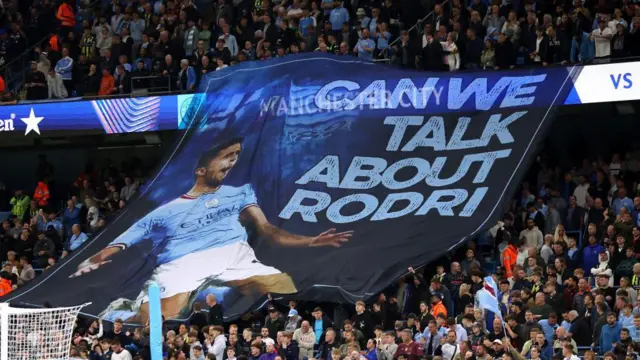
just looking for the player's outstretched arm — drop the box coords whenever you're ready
[68,245,123,278]
[241,206,353,247]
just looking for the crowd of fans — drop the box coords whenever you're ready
[0,154,151,295]
[0,149,633,360]
[0,0,638,102]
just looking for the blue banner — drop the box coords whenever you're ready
[0,94,192,134]
[6,54,577,323]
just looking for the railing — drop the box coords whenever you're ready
[0,0,104,93]
[381,0,451,59]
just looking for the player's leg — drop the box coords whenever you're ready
[127,248,226,322]
[225,273,297,295]
[220,242,298,295]
[127,292,191,324]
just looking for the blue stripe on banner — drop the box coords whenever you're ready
[148,282,163,360]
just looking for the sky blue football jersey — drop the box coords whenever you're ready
[109,184,258,265]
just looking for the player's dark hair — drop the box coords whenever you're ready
[195,137,244,169]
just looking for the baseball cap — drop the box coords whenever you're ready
[268,306,276,312]
[288,309,298,317]
[493,339,503,345]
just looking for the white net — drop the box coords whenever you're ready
[0,303,87,360]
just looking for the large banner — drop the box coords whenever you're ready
[5,54,578,323]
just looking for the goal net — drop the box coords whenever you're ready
[0,303,88,360]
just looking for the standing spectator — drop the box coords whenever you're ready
[354,29,375,60]
[98,68,116,96]
[184,19,200,56]
[480,39,495,69]
[47,68,68,99]
[206,294,223,326]
[56,47,74,96]
[494,32,515,70]
[329,0,349,32]
[82,64,101,96]
[219,24,238,57]
[483,6,505,33]
[25,61,48,100]
[293,321,315,359]
[114,65,131,94]
[541,26,566,66]
[442,33,460,71]
[591,18,612,63]
[464,28,483,69]
[10,190,30,221]
[611,23,629,58]
[570,30,594,64]
[599,312,621,354]
[56,0,76,39]
[178,59,197,91]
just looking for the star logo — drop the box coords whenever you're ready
[21,108,44,136]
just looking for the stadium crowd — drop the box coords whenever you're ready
[0,154,151,294]
[0,0,639,102]
[0,150,637,360]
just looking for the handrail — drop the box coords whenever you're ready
[383,0,451,57]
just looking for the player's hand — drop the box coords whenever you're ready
[69,260,111,278]
[309,229,353,247]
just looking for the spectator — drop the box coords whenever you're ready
[56,0,76,39]
[611,23,629,59]
[569,30,594,63]
[114,65,131,94]
[25,61,48,100]
[591,18,612,62]
[33,232,55,268]
[292,321,315,359]
[354,29,375,60]
[56,47,74,95]
[599,312,621,354]
[99,68,116,96]
[441,33,460,71]
[68,224,88,252]
[47,68,68,99]
[178,59,197,91]
[18,256,35,285]
[82,64,101,96]
[206,294,223,326]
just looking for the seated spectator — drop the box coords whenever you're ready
[68,224,89,252]
[18,256,35,285]
[33,232,55,268]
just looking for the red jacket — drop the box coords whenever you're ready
[34,181,50,206]
[0,278,12,297]
[56,3,76,27]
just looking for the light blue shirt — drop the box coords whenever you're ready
[314,319,323,344]
[628,326,640,342]
[69,232,89,251]
[376,31,390,50]
[109,185,257,265]
[355,38,375,60]
[619,313,634,329]
[329,7,349,31]
[613,197,633,216]
[560,320,571,332]
[538,319,559,345]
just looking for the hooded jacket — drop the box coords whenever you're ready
[33,181,50,206]
[581,242,604,273]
